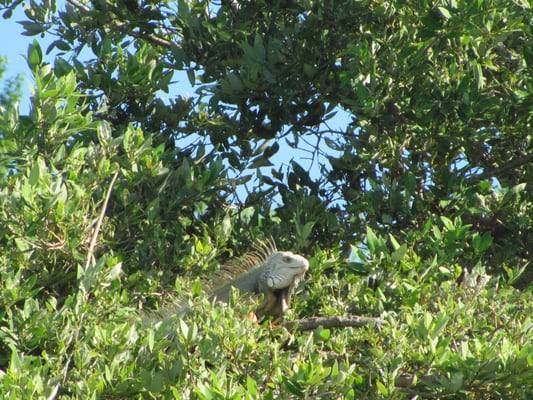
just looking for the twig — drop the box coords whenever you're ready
[130,29,172,49]
[282,315,385,331]
[66,0,90,13]
[84,171,119,271]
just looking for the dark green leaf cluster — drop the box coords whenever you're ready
[4,0,531,275]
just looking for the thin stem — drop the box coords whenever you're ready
[84,171,119,271]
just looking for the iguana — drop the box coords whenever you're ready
[145,239,309,324]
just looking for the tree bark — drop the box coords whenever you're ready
[282,315,385,331]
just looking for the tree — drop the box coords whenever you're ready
[0,55,22,155]
[0,1,531,398]
[4,0,530,278]
[0,56,21,113]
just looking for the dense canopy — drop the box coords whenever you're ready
[0,0,531,398]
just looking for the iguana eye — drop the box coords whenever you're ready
[282,256,292,263]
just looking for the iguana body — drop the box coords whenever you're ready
[147,239,309,323]
[209,248,309,320]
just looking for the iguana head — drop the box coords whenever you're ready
[255,251,309,320]
[263,251,309,289]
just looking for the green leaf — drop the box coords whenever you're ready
[54,57,73,77]
[437,6,452,20]
[319,328,331,340]
[170,41,187,67]
[47,39,71,52]
[366,226,386,255]
[389,233,401,250]
[246,376,258,396]
[248,155,273,169]
[146,329,155,352]
[192,280,202,296]
[105,262,123,281]
[429,315,449,340]
[263,142,279,158]
[20,21,47,36]
[252,33,266,62]
[303,63,315,77]
[391,244,407,263]
[186,68,195,86]
[440,216,454,230]
[8,344,22,372]
[29,160,41,186]
[470,60,484,90]
[523,47,533,68]
[226,72,244,92]
[447,372,464,392]
[472,232,493,253]
[145,371,165,393]
[376,380,388,395]
[27,40,42,70]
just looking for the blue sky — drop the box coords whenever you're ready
[2,5,35,111]
[1,4,349,190]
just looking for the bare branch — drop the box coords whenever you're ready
[84,171,119,271]
[66,0,90,13]
[130,29,172,49]
[282,315,385,331]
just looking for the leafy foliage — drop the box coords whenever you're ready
[0,0,532,398]
[0,55,22,115]
[3,0,531,271]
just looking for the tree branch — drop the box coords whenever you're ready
[282,315,385,331]
[130,29,172,49]
[84,171,119,271]
[67,0,90,13]
[467,153,533,184]
[67,0,173,49]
